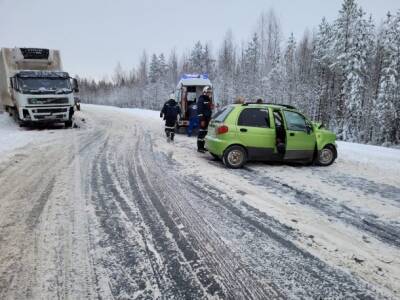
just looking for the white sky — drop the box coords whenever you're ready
[0,0,398,79]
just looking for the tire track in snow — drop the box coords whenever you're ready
[89,136,162,298]
[311,168,400,204]
[238,167,400,248]
[128,135,223,299]
[151,149,380,299]
[25,177,56,229]
[134,152,283,298]
[88,126,213,299]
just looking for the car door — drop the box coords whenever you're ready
[282,110,316,160]
[236,107,275,160]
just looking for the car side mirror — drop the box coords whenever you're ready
[71,78,79,93]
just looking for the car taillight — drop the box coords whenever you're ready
[216,125,229,134]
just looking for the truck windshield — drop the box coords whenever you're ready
[17,78,72,94]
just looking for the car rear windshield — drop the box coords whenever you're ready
[238,108,270,128]
[212,106,233,122]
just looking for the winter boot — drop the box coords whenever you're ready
[197,140,206,152]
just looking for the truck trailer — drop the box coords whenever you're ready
[0,47,78,127]
[175,74,212,129]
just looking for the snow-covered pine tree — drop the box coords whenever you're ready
[149,54,160,83]
[312,17,335,125]
[295,31,317,116]
[203,43,216,77]
[243,33,261,99]
[283,33,297,105]
[189,41,204,74]
[359,15,377,142]
[332,0,372,141]
[113,62,126,87]
[215,30,236,105]
[168,49,179,87]
[373,12,400,145]
[257,9,282,77]
[265,48,284,104]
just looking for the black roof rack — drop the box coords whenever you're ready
[241,102,296,109]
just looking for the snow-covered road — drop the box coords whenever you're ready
[0,105,399,299]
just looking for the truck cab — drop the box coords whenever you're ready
[0,48,78,127]
[175,74,212,129]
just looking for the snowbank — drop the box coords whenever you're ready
[0,112,57,161]
[121,107,160,120]
[337,141,400,173]
[0,113,46,154]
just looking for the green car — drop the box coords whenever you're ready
[205,103,337,168]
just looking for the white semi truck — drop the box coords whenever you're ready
[0,47,78,127]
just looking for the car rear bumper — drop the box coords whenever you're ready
[205,136,230,156]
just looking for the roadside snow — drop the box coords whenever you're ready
[0,110,88,163]
[337,141,400,173]
[0,112,52,160]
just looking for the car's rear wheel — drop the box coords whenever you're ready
[316,145,336,166]
[223,145,247,168]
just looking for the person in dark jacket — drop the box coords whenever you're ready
[160,94,182,142]
[197,86,213,152]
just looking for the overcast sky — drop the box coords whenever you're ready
[0,0,398,79]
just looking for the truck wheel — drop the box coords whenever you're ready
[65,120,73,128]
[315,145,336,166]
[223,145,247,169]
[10,107,22,124]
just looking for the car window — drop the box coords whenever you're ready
[238,108,270,128]
[283,110,307,131]
[213,106,233,122]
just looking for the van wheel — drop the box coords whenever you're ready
[315,145,336,166]
[223,146,247,169]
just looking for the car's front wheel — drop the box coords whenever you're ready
[223,145,247,168]
[315,145,336,166]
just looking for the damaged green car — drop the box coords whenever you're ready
[205,103,337,168]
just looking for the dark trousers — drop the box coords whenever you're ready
[165,119,176,140]
[197,117,210,150]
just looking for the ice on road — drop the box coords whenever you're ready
[0,105,399,299]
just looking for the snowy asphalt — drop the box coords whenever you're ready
[0,105,399,299]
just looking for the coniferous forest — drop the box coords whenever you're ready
[79,0,400,146]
